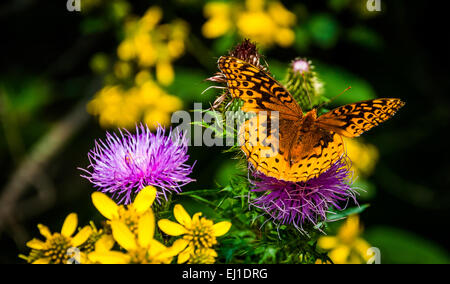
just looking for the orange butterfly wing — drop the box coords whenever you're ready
[217,56,404,182]
[218,56,302,117]
[219,56,344,182]
[316,98,405,137]
[239,114,345,182]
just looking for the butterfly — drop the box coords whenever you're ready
[216,56,405,182]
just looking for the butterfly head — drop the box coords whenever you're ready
[302,109,318,129]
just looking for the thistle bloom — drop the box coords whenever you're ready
[317,214,372,264]
[250,158,357,231]
[158,204,231,264]
[20,213,92,264]
[80,124,195,204]
[292,58,310,74]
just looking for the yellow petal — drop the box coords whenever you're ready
[317,236,339,250]
[132,186,157,214]
[177,249,190,264]
[174,204,192,226]
[329,245,351,264]
[111,220,137,251]
[138,211,155,248]
[170,239,189,255]
[192,212,202,223]
[32,258,51,264]
[37,224,52,239]
[26,239,46,250]
[338,214,360,242]
[61,213,78,237]
[71,226,93,247]
[158,219,187,236]
[150,239,168,253]
[212,221,231,237]
[88,251,130,264]
[95,235,115,252]
[148,239,170,260]
[91,192,119,220]
[355,238,372,261]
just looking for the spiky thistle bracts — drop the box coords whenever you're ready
[206,39,266,110]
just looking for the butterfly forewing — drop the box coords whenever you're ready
[218,56,303,118]
[317,98,405,137]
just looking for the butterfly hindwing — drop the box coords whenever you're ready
[239,114,344,182]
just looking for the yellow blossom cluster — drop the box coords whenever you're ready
[117,6,189,85]
[87,72,182,129]
[158,204,231,264]
[203,0,296,48]
[87,6,188,129]
[20,186,231,264]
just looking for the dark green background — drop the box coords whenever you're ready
[0,0,448,264]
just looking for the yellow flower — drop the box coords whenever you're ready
[78,221,106,255]
[158,204,231,264]
[317,215,372,264]
[117,6,188,85]
[188,248,218,264]
[87,85,139,129]
[344,137,379,177]
[87,80,183,130]
[202,0,296,48]
[21,213,92,264]
[87,5,187,130]
[91,186,157,235]
[315,258,332,264]
[89,211,187,264]
[202,2,232,38]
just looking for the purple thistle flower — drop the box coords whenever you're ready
[250,158,357,232]
[79,124,195,204]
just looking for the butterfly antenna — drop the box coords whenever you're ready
[317,86,352,110]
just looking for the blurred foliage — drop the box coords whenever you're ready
[365,227,450,264]
[0,0,448,264]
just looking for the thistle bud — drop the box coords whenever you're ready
[284,58,324,111]
[229,39,263,70]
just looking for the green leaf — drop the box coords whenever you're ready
[327,204,370,221]
[352,178,377,201]
[213,32,237,55]
[365,227,450,264]
[347,26,383,50]
[266,60,287,81]
[293,26,311,52]
[168,67,212,103]
[80,17,108,35]
[314,61,377,105]
[214,161,246,186]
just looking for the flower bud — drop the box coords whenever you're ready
[284,58,324,111]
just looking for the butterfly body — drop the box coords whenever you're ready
[217,56,405,182]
